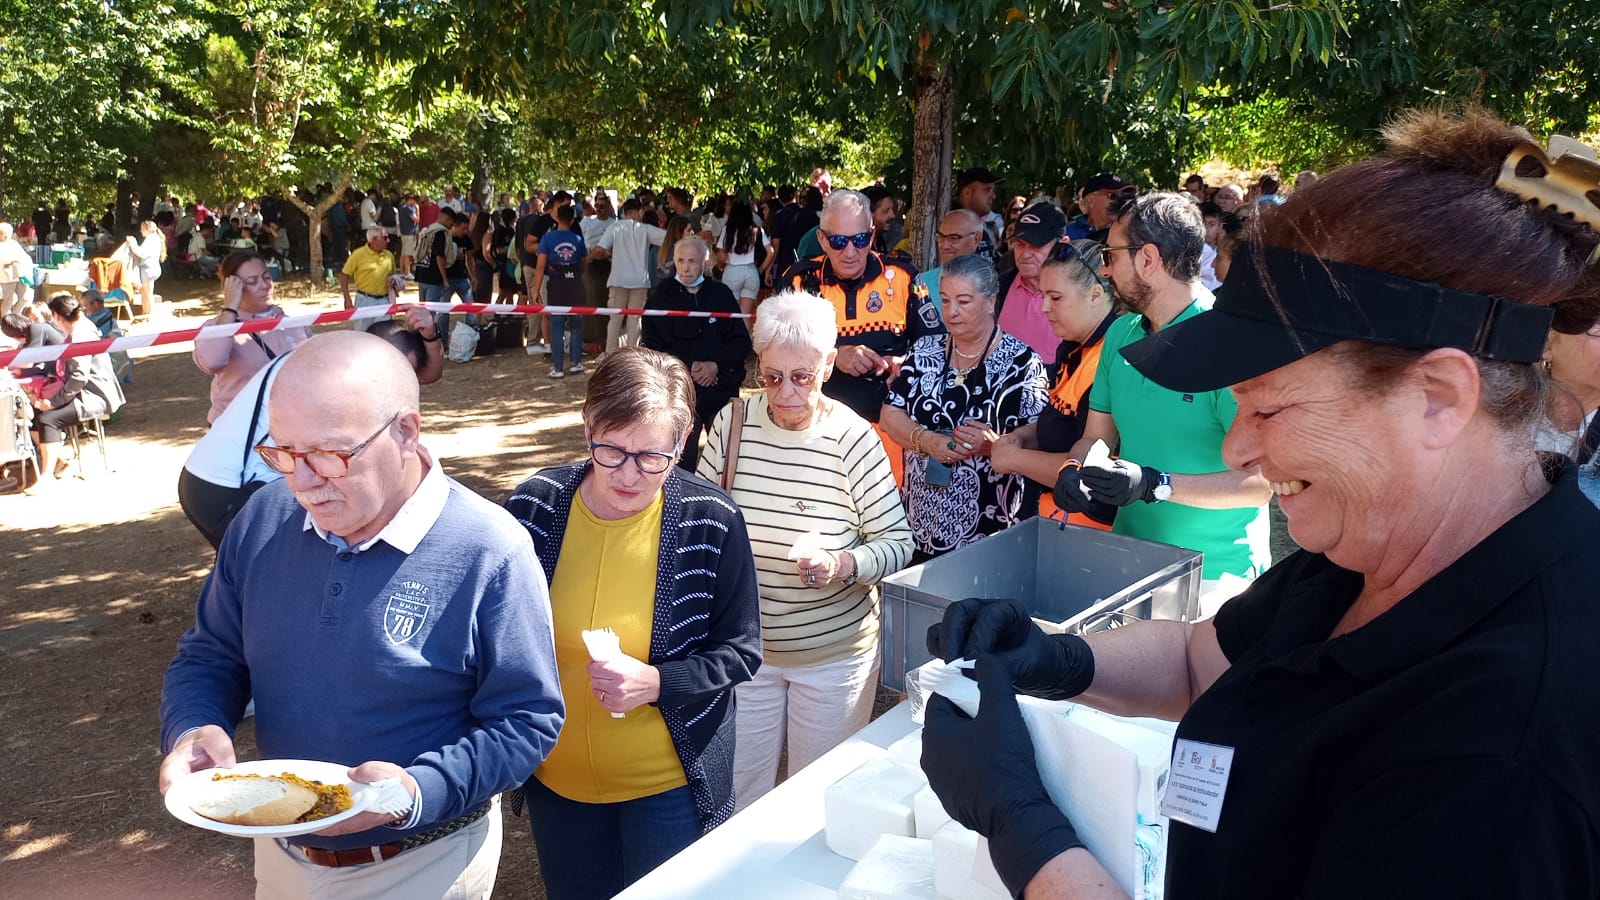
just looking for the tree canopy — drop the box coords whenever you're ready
[1,0,1595,229]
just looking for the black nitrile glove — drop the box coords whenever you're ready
[1078,458,1159,506]
[922,656,1086,897]
[1051,463,1094,514]
[925,598,1095,701]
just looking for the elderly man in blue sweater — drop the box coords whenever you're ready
[159,331,563,898]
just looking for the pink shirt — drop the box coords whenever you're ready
[997,277,1056,360]
[192,304,311,422]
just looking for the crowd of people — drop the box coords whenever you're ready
[10,107,1600,900]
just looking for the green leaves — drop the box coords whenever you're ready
[5,0,1599,223]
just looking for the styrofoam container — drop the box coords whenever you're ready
[912,785,952,839]
[824,757,928,860]
[932,822,1010,900]
[880,517,1202,689]
[837,834,938,900]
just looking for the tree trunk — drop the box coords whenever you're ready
[115,164,135,237]
[133,156,160,227]
[287,170,357,282]
[908,54,955,272]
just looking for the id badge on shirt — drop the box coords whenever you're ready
[1160,739,1235,833]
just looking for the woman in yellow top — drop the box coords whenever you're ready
[990,240,1120,528]
[504,347,762,900]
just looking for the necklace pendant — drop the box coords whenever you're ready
[953,371,966,387]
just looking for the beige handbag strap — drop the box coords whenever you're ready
[720,396,745,492]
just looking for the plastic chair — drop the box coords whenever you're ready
[0,388,40,492]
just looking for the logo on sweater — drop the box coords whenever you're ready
[384,582,432,645]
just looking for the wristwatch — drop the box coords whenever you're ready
[1150,471,1173,503]
[420,332,442,343]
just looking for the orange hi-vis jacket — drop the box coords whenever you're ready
[783,251,944,422]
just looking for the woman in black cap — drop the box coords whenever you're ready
[920,110,1600,899]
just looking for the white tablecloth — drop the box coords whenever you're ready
[615,701,918,899]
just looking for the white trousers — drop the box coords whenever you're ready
[1,281,27,316]
[253,799,502,900]
[732,648,880,811]
[603,285,648,353]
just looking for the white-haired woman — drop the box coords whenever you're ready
[697,290,913,809]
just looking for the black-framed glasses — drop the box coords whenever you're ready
[589,441,676,474]
[1100,244,1147,265]
[821,230,872,250]
[256,413,399,478]
[759,370,820,389]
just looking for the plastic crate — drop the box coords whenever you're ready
[879,517,1203,690]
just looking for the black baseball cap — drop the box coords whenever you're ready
[956,167,1001,189]
[1013,201,1067,246]
[1081,173,1137,195]
[1120,242,1554,393]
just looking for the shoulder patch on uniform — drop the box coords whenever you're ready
[918,300,941,330]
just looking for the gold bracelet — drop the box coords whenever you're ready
[911,426,925,455]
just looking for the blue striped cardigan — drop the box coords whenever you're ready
[504,462,762,832]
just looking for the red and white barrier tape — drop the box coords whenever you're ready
[0,302,749,368]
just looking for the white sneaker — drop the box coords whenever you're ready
[526,343,550,355]
[547,367,564,379]
[567,363,585,374]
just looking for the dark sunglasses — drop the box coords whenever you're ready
[1100,243,1148,265]
[1051,241,1089,263]
[1551,300,1600,337]
[821,230,872,250]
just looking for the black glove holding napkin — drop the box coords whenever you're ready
[922,656,1087,896]
[926,598,1095,701]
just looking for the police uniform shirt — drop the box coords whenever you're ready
[1165,463,1600,899]
[784,252,943,422]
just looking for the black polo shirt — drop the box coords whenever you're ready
[1166,463,1600,898]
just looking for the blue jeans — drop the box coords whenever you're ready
[424,277,475,338]
[523,778,700,900]
[551,314,584,369]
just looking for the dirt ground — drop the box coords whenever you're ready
[1,274,597,898]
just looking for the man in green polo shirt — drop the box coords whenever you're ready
[340,226,397,332]
[1052,192,1271,612]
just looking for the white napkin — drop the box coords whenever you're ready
[786,530,829,563]
[364,777,415,816]
[1078,438,1113,501]
[581,628,626,718]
